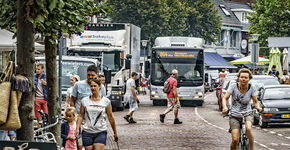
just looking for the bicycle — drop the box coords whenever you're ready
[34,111,60,143]
[224,110,256,150]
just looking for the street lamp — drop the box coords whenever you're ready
[250,34,260,72]
[141,40,149,75]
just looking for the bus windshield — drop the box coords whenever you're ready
[150,49,204,87]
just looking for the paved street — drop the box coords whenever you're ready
[105,91,290,150]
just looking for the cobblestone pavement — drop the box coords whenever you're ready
[105,92,230,150]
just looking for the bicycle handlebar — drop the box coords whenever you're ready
[34,115,60,133]
[223,109,260,118]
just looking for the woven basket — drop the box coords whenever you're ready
[0,90,22,130]
[0,61,14,124]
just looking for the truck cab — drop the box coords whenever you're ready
[65,23,141,111]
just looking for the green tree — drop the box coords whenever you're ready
[184,0,222,43]
[0,0,103,144]
[106,0,221,43]
[248,0,290,48]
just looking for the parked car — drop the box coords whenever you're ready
[249,75,280,91]
[254,85,290,128]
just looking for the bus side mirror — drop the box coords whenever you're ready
[125,59,131,69]
[144,61,150,73]
[104,69,111,84]
[205,73,208,82]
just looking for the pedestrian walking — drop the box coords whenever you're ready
[123,72,139,123]
[253,68,260,75]
[99,74,107,97]
[268,65,280,79]
[141,77,147,95]
[64,75,80,111]
[281,70,289,84]
[34,62,48,128]
[75,78,118,150]
[160,69,182,124]
[61,107,80,150]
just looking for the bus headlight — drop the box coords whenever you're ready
[153,95,160,98]
[151,90,158,95]
[196,91,203,96]
[111,90,122,95]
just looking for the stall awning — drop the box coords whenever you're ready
[205,52,237,69]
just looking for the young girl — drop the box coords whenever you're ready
[61,107,79,150]
[75,78,118,150]
[141,77,147,95]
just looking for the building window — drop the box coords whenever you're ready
[241,12,248,23]
[230,31,237,48]
[220,5,231,16]
[220,30,226,46]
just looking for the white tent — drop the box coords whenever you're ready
[0,29,44,51]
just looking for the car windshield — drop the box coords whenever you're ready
[264,88,290,100]
[250,78,280,90]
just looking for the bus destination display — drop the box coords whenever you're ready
[157,51,196,58]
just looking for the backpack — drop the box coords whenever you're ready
[163,78,171,94]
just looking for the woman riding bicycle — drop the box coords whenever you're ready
[222,68,262,150]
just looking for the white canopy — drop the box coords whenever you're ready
[0,29,44,51]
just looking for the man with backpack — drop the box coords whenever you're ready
[160,69,182,124]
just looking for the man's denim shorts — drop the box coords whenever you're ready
[82,130,107,146]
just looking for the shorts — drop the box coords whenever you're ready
[125,95,138,112]
[167,98,181,110]
[82,130,107,146]
[229,115,253,130]
[35,99,48,118]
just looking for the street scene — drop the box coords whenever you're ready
[0,0,290,150]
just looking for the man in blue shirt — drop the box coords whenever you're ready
[71,65,106,114]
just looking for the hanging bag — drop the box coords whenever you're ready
[0,75,25,130]
[0,61,14,124]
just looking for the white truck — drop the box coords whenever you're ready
[66,23,141,111]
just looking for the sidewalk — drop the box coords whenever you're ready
[105,91,150,150]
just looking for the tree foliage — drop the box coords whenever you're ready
[248,0,290,47]
[0,0,102,43]
[106,0,221,43]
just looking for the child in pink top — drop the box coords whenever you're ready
[61,107,77,150]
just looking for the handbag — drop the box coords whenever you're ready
[0,75,25,130]
[0,61,14,124]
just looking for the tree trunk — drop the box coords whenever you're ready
[16,0,35,141]
[44,38,61,146]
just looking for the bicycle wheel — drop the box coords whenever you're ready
[239,139,249,150]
